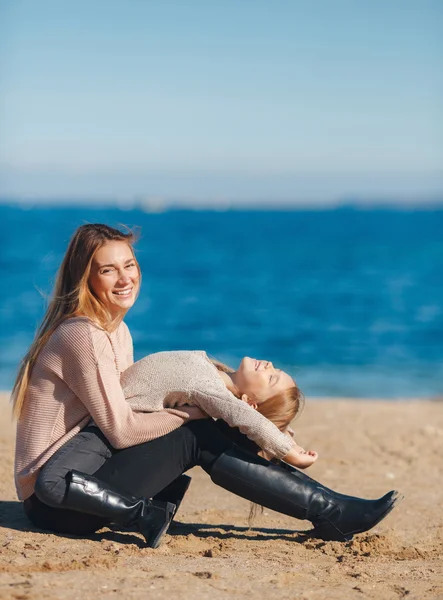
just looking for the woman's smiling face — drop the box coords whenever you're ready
[88,240,140,318]
[234,357,295,403]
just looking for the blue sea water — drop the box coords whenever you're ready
[0,203,442,398]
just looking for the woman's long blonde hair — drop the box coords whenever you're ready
[11,223,139,419]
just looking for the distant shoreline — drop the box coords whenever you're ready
[1,199,443,212]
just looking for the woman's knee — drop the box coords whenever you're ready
[34,427,113,508]
[34,439,83,507]
[34,468,68,508]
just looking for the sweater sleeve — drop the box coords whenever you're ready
[54,320,188,448]
[189,378,294,459]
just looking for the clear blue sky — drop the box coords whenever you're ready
[0,0,442,204]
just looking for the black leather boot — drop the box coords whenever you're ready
[210,447,399,541]
[278,460,363,501]
[152,474,192,521]
[65,470,176,548]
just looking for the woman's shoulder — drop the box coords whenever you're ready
[45,317,128,371]
[116,319,132,342]
[53,316,101,335]
[48,316,106,348]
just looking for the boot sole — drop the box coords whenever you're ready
[144,502,176,549]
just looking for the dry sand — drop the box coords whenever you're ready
[0,393,442,599]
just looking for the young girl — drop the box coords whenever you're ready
[122,351,318,468]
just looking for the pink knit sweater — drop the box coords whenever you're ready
[14,317,190,501]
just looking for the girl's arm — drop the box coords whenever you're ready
[190,380,296,459]
[191,378,318,466]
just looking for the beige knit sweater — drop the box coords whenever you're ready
[122,351,294,459]
[14,317,190,501]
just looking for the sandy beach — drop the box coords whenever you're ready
[1,392,442,599]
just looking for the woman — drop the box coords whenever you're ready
[12,224,399,548]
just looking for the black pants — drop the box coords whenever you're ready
[25,419,258,535]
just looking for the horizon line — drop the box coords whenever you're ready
[1,195,443,212]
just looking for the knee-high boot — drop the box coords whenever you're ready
[64,470,176,548]
[210,447,399,541]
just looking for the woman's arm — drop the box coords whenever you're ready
[56,320,192,448]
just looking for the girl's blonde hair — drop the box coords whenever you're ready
[211,358,304,435]
[11,223,139,419]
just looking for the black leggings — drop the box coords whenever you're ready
[25,419,259,535]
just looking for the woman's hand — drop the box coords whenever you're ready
[179,406,209,420]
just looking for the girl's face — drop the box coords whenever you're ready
[88,241,140,318]
[234,357,295,403]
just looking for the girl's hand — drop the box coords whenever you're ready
[291,450,318,469]
[282,447,319,469]
[180,406,209,420]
